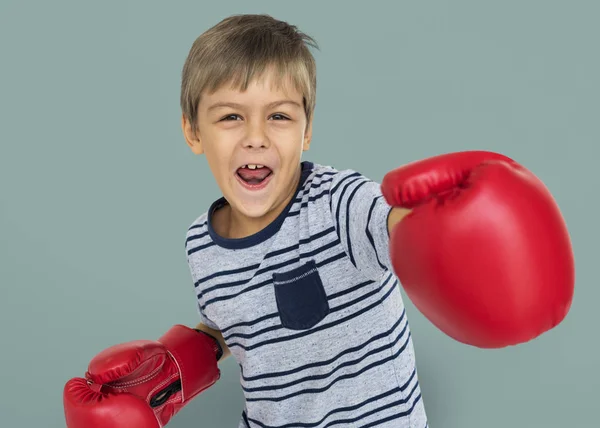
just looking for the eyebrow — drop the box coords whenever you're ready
[207,100,302,111]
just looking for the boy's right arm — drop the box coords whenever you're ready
[63,324,223,427]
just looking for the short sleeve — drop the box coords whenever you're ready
[328,169,393,281]
[185,226,220,331]
[188,267,220,330]
[195,301,220,330]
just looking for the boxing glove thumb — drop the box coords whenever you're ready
[64,378,159,428]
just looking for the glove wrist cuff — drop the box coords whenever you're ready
[194,329,223,361]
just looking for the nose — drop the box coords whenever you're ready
[243,119,270,149]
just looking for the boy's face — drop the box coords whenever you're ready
[182,68,312,231]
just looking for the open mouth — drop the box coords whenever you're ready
[236,164,273,189]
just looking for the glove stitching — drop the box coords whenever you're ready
[165,349,186,401]
[273,268,317,285]
[110,366,162,388]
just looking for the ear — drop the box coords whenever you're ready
[302,119,313,151]
[181,114,204,155]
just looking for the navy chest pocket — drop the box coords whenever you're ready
[272,260,330,330]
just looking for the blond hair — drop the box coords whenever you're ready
[180,14,319,135]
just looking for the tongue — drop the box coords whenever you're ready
[238,167,271,183]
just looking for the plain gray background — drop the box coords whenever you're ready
[1,1,597,427]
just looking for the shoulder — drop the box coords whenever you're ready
[184,197,227,243]
[293,163,374,221]
[301,162,365,193]
[186,211,209,237]
[307,162,374,196]
[184,210,211,254]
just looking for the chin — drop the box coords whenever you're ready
[234,200,275,219]
[225,180,278,218]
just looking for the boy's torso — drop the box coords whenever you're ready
[185,162,427,428]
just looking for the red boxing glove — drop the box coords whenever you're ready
[63,325,222,427]
[381,151,574,348]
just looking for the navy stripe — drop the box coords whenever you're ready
[265,184,332,221]
[240,309,406,382]
[344,179,370,266]
[329,171,361,205]
[326,273,391,314]
[187,221,207,231]
[333,176,363,241]
[301,171,336,192]
[226,275,398,351]
[357,393,422,428]
[242,410,250,427]
[187,240,216,256]
[185,229,209,244]
[329,174,368,269]
[298,184,333,208]
[245,330,413,402]
[221,312,278,335]
[185,221,208,248]
[327,278,375,300]
[242,310,410,393]
[365,196,388,271]
[281,172,334,211]
[195,262,262,287]
[265,226,336,259]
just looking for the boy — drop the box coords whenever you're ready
[63,13,574,428]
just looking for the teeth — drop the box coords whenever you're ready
[245,164,264,169]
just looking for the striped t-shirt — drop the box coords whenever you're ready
[185,161,428,428]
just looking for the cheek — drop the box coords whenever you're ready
[269,123,306,147]
[202,131,235,161]
[201,148,236,185]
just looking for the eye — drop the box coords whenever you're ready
[220,114,241,121]
[270,114,290,121]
